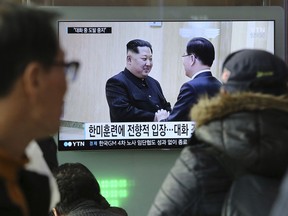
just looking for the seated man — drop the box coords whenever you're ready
[51,162,127,216]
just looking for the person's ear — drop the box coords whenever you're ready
[127,55,132,63]
[189,55,196,66]
[221,68,231,83]
[21,62,45,99]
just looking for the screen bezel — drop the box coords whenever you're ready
[42,6,285,151]
[46,6,284,58]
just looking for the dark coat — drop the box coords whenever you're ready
[270,169,288,216]
[148,92,288,216]
[0,169,50,216]
[65,200,127,216]
[222,174,279,216]
[106,68,171,122]
[166,71,222,121]
[36,136,58,172]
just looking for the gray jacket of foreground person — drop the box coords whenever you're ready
[148,49,288,216]
[270,168,288,216]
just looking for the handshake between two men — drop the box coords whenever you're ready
[154,109,170,122]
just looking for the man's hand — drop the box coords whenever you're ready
[154,109,170,122]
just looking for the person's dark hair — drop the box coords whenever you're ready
[126,39,153,54]
[53,162,107,214]
[186,37,215,67]
[0,2,59,97]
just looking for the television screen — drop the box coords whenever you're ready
[49,6,284,151]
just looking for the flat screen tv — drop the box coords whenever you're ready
[44,6,284,150]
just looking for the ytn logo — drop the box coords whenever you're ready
[63,141,85,147]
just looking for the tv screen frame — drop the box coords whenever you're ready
[43,6,285,151]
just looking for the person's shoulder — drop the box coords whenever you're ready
[111,70,125,78]
[20,168,50,186]
[68,206,127,216]
[182,79,196,88]
[180,78,212,91]
[19,169,51,215]
[106,207,128,216]
[189,72,221,85]
[208,74,222,86]
[107,71,126,83]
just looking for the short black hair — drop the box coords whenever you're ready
[0,2,59,97]
[126,39,153,54]
[186,37,215,67]
[53,163,106,215]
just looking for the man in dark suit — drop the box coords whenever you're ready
[155,37,222,121]
[105,39,171,122]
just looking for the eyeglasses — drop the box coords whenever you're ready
[182,53,192,57]
[52,61,80,81]
[181,53,198,59]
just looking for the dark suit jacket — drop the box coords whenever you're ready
[36,136,58,172]
[106,68,171,122]
[166,71,222,121]
[0,169,50,216]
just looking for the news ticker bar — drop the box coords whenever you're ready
[84,122,195,140]
[58,138,191,151]
[58,122,195,150]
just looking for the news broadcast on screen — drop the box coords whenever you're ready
[53,6,283,150]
